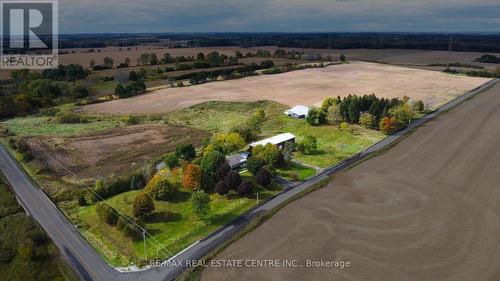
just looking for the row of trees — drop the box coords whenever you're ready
[0,68,93,118]
[41,64,90,81]
[306,95,424,134]
[114,81,146,98]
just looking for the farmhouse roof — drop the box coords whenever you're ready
[249,133,296,147]
[226,152,249,168]
[285,105,310,117]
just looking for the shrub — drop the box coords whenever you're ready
[246,156,267,175]
[0,246,14,263]
[237,180,254,195]
[130,175,145,189]
[116,216,128,231]
[133,192,155,219]
[359,112,374,128]
[176,143,196,161]
[413,100,425,112]
[54,110,82,124]
[296,143,305,153]
[96,203,118,225]
[71,86,89,99]
[18,239,34,261]
[339,122,350,131]
[121,115,140,125]
[302,136,318,154]
[77,193,87,206]
[163,152,179,168]
[39,107,60,116]
[93,174,143,200]
[224,170,241,190]
[256,168,272,187]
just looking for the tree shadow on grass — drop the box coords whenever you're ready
[225,192,247,200]
[169,190,191,203]
[303,149,326,156]
[148,211,182,223]
[208,211,238,226]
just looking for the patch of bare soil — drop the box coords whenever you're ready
[28,124,208,179]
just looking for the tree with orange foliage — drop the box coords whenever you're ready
[182,164,203,190]
[379,116,400,135]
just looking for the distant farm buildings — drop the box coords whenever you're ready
[249,133,296,150]
[284,105,310,119]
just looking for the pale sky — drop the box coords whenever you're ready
[56,0,500,33]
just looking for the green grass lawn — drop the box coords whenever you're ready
[89,80,119,97]
[276,161,317,181]
[165,100,288,133]
[71,184,281,267]
[283,117,385,168]
[3,116,121,137]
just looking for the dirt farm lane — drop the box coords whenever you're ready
[202,82,500,281]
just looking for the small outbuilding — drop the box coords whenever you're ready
[284,105,310,119]
[249,133,296,150]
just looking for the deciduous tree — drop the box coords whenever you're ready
[237,180,254,195]
[182,164,203,190]
[256,168,272,187]
[191,190,211,218]
[133,192,155,219]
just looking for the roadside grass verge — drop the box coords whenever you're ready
[0,176,79,281]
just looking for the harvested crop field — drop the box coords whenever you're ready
[83,62,490,115]
[27,124,208,179]
[202,81,500,281]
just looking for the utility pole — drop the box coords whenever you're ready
[142,230,147,261]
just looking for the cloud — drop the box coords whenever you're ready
[56,0,500,33]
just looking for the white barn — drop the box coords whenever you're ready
[284,105,310,119]
[249,133,296,150]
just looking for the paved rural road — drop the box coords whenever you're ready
[0,78,498,281]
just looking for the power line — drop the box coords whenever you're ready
[30,143,173,258]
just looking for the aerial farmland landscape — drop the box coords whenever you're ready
[1,1,500,281]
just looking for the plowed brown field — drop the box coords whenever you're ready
[83,62,489,115]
